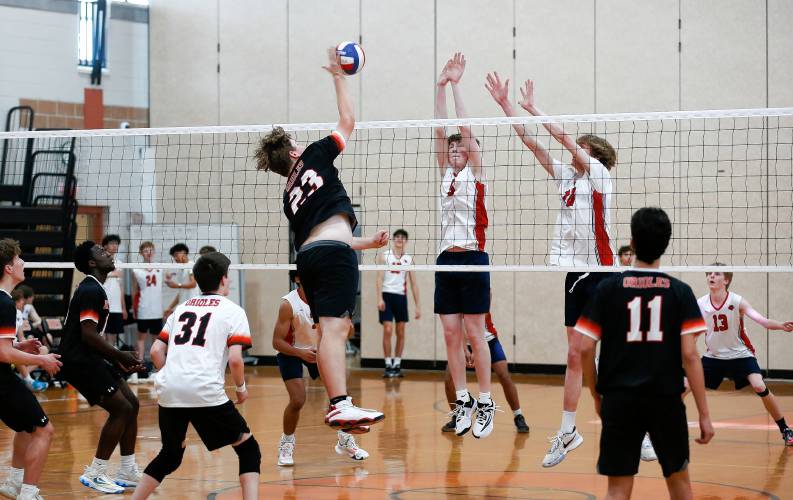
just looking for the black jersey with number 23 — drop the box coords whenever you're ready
[283,132,358,251]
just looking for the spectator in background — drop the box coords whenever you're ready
[102,235,128,347]
[11,288,48,392]
[618,245,634,267]
[164,243,199,317]
[199,245,217,256]
[130,242,162,383]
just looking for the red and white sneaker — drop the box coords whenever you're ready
[341,425,370,435]
[325,397,384,429]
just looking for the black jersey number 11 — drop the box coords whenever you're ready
[174,311,212,347]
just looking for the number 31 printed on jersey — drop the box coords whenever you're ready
[289,169,324,214]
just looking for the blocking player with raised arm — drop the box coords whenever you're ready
[131,252,261,500]
[376,229,421,378]
[486,72,618,464]
[576,207,714,500]
[130,241,163,377]
[0,239,62,500]
[254,47,388,431]
[273,271,369,467]
[61,241,145,494]
[434,52,496,439]
[695,264,793,446]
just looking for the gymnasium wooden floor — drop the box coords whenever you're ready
[2,367,791,499]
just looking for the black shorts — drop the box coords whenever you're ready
[296,241,358,323]
[137,318,163,335]
[434,250,490,315]
[598,392,689,478]
[277,353,320,381]
[379,292,408,324]
[158,400,250,451]
[0,371,49,433]
[106,313,125,335]
[564,272,610,327]
[702,356,762,390]
[62,360,121,406]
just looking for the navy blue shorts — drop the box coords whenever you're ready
[106,313,124,335]
[488,337,507,363]
[434,251,490,315]
[379,292,408,324]
[276,353,320,381]
[564,272,611,327]
[702,356,762,390]
[137,318,163,335]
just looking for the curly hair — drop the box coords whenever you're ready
[577,134,616,169]
[254,126,295,177]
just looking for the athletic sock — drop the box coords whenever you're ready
[385,357,393,368]
[281,433,295,443]
[513,409,523,417]
[776,417,788,434]
[120,454,136,469]
[330,395,348,406]
[478,392,492,403]
[561,411,577,434]
[394,357,401,367]
[10,467,23,483]
[90,457,109,473]
[455,389,470,403]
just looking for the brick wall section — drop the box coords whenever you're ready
[17,98,148,129]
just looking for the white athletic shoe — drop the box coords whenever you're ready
[334,432,369,461]
[641,434,658,462]
[542,427,584,468]
[325,397,385,429]
[15,487,43,500]
[79,467,125,494]
[0,479,20,499]
[278,438,295,467]
[114,463,143,487]
[450,394,477,436]
[128,373,139,384]
[471,398,499,439]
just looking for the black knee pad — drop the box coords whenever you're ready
[756,387,770,397]
[233,436,261,475]
[143,445,185,482]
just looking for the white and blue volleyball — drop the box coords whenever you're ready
[336,41,365,75]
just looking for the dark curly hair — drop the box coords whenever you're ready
[254,126,295,177]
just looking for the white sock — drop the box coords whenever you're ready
[385,357,393,368]
[10,467,23,484]
[24,375,34,382]
[120,454,136,469]
[281,433,295,443]
[19,484,38,497]
[513,409,522,417]
[478,392,492,403]
[561,411,577,434]
[394,357,401,367]
[455,389,470,403]
[90,457,109,473]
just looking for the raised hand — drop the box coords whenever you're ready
[485,72,510,106]
[322,46,344,77]
[445,52,466,84]
[437,61,451,85]
[518,79,536,112]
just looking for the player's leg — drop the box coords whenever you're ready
[231,434,261,500]
[493,359,528,433]
[393,321,406,376]
[81,389,136,493]
[278,371,305,466]
[664,469,694,500]
[382,320,393,376]
[441,366,457,432]
[464,314,495,438]
[440,313,476,435]
[113,380,142,487]
[334,430,370,461]
[0,431,30,497]
[605,476,634,500]
[132,407,189,500]
[746,372,792,445]
[20,423,54,498]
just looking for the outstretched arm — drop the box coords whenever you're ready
[485,72,554,177]
[434,62,450,173]
[323,46,355,140]
[681,333,714,444]
[740,299,793,331]
[518,79,594,175]
[352,230,389,250]
[446,53,482,178]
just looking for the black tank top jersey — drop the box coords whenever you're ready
[0,290,18,379]
[576,270,707,396]
[61,276,110,364]
[283,133,358,251]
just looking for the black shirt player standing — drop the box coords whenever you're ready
[575,208,714,500]
[254,47,388,432]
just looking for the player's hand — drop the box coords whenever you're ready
[415,307,422,320]
[696,415,714,444]
[39,353,62,375]
[164,277,177,288]
[485,72,510,106]
[437,61,451,86]
[781,321,793,332]
[322,46,344,77]
[15,338,42,354]
[464,348,474,368]
[121,307,128,321]
[445,52,466,84]
[235,388,249,405]
[370,230,389,249]
[593,392,602,418]
[518,79,536,112]
[117,350,142,371]
[300,348,317,364]
[378,300,385,312]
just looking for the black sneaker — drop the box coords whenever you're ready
[441,419,456,432]
[783,427,793,447]
[393,365,403,378]
[382,366,393,378]
[514,414,529,433]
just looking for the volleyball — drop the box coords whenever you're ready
[336,41,365,75]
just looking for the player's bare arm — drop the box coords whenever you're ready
[681,333,714,444]
[740,299,793,332]
[81,320,141,371]
[434,61,451,172]
[408,270,421,319]
[446,53,482,177]
[376,252,386,312]
[323,46,354,140]
[150,338,167,370]
[228,345,248,404]
[351,230,389,250]
[272,301,316,364]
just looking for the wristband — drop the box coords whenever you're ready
[236,382,246,393]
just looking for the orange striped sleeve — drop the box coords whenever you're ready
[0,326,17,339]
[228,334,252,347]
[330,131,346,152]
[681,318,707,336]
[575,317,602,340]
[80,310,100,323]
[157,330,169,344]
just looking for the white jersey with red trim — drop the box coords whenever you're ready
[133,268,163,319]
[697,292,755,360]
[549,157,614,266]
[105,256,124,313]
[484,312,498,342]
[156,294,252,407]
[281,289,317,349]
[381,250,413,295]
[439,166,488,254]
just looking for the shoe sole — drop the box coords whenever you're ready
[326,414,385,429]
[335,444,367,461]
[455,424,471,436]
[516,427,530,433]
[277,460,295,467]
[472,426,493,439]
[542,433,584,468]
[79,476,125,494]
[641,455,658,462]
[441,426,455,433]
[341,425,371,435]
[114,479,139,487]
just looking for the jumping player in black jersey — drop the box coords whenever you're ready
[254,47,388,431]
[575,208,714,500]
[61,241,145,494]
[0,239,61,500]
